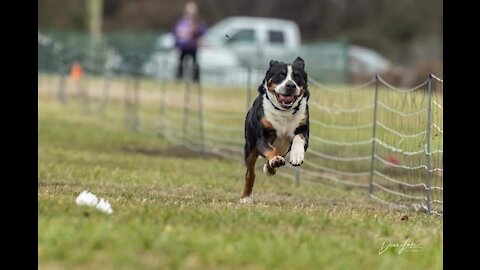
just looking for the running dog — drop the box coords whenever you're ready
[241,57,310,202]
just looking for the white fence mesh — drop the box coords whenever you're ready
[38,50,443,215]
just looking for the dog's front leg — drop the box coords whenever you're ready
[290,123,309,166]
[257,139,285,176]
[289,134,306,166]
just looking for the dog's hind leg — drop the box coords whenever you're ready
[241,148,258,202]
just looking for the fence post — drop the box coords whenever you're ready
[295,167,301,187]
[57,72,67,104]
[99,68,110,114]
[341,37,349,84]
[45,73,51,94]
[77,77,85,111]
[197,80,205,156]
[368,74,380,197]
[158,60,167,137]
[83,73,91,113]
[424,75,433,214]
[246,67,252,110]
[123,77,131,128]
[133,74,140,132]
[56,57,66,103]
[182,61,191,147]
[38,72,41,92]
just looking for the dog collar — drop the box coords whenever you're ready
[292,100,303,114]
[264,92,285,111]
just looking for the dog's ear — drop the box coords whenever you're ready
[304,84,310,101]
[259,60,279,93]
[293,57,305,69]
[269,60,279,67]
[258,80,266,94]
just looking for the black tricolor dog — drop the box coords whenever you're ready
[241,57,310,202]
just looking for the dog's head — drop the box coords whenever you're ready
[259,57,309,110]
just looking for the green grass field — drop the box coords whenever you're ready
[38,82,442,269]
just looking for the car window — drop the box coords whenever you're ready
[227,29,255,43]
[268,30,285,44]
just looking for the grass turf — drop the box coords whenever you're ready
[38,91,442,269]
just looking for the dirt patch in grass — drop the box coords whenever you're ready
[121,145,224,160]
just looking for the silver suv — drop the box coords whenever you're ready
[201,16,301,68]
[143,16,392,84]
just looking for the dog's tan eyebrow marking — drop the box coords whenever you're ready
[267,82,277,93]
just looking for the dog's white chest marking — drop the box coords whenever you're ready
[263,95,307,156]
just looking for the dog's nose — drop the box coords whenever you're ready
[285,81,296,93]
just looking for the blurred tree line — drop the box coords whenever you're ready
[39,0,442,67]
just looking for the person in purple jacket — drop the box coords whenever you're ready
[173,1,207,82]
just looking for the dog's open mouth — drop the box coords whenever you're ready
[275,93,297,108]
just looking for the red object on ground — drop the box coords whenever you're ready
[386,154,401,166]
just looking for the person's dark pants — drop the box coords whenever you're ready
[176,49,200,82]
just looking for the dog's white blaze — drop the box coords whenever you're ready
[277,66,300,96]
[263,95,307,156]
[287,65,293,80]
[289,135,305,165]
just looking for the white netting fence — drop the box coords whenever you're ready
[38,46,443,215]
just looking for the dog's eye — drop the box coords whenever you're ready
[278,73,285,79]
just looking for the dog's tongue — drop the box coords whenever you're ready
[278,94,295,103]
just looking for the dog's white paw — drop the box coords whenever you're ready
[268,156,285,168]
[240,195,254,204]
[263,163,276,176]
[289,149,305,166]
